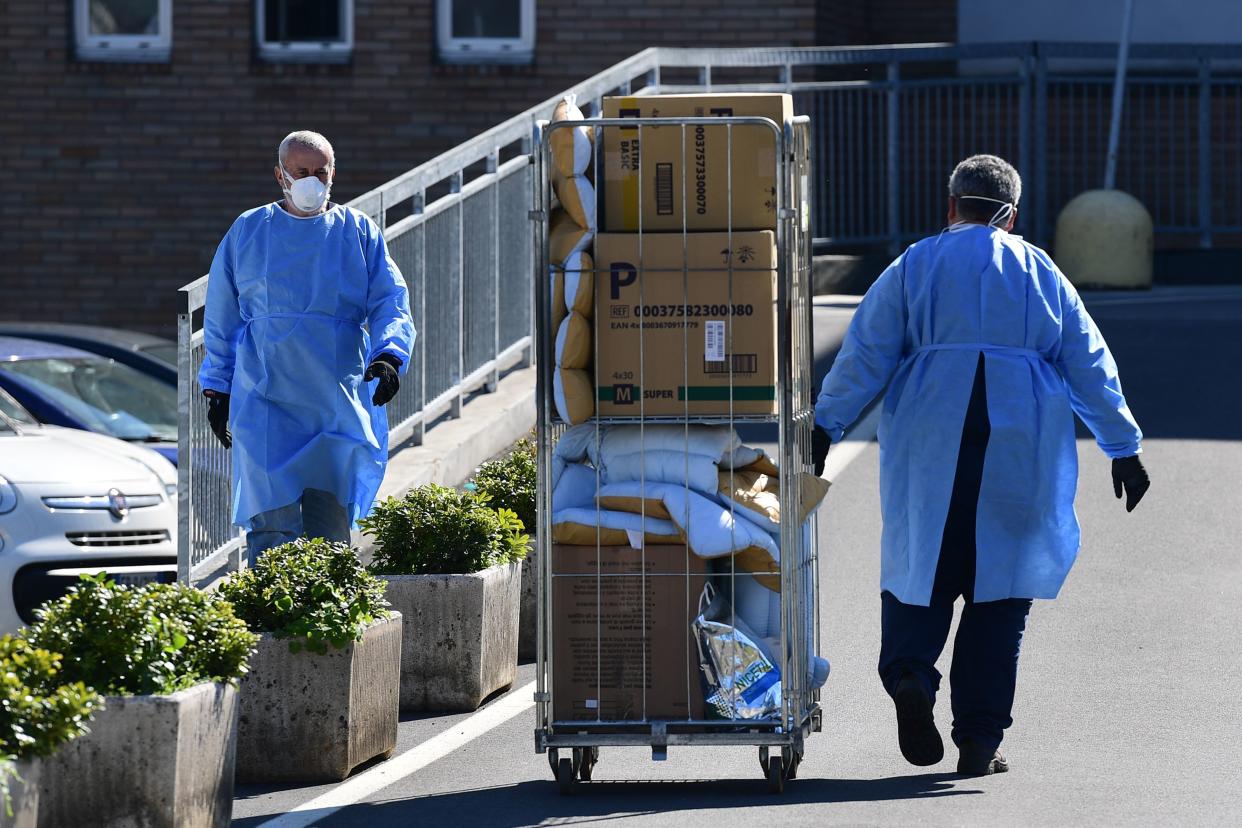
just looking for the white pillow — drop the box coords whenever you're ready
[550,94,593,178]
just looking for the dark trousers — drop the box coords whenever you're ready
[878,355,1033,754]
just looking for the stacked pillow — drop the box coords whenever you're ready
[548,95,598,425]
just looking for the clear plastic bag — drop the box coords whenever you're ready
[693,582,781,720]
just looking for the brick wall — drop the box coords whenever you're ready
[817,0,956,46]
[0,1,817,336]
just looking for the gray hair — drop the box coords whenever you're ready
[948,154,1021,222]
[278,131,335,168]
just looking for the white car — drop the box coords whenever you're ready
[0,388,178,632]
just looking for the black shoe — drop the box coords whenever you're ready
[892,674,944,766]
[957,740,1009,776]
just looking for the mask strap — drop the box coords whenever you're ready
[957,195,1016,228]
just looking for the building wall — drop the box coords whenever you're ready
[818,0,955,46]
[1,1,815,336]
[959,0,1242,46]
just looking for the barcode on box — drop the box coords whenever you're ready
[655,163,674,215]
[703,353,759,375]
[704,321,725,361]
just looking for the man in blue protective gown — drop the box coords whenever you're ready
[810,155,1150,776]
[198,130,416,563]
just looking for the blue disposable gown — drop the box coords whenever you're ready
[815,224,1142,606]
[199,203,416,530]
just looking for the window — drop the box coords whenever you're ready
[256,0,353,63]
[74,0,172,62]
[437,0,535,64]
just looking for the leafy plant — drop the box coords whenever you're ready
[218,538,390,654]
[24,575,258,697]
[471,439,537,535]
[360,483,529,576]
[0,635,100,761]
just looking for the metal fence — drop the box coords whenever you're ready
[179,41,1242,583]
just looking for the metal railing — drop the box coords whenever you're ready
[179,41,1242,583]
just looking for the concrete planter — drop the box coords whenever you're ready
[1,759,39,828]
[38,682,237,828]
[236,614,401,783]
[382,560,520,712]
[518,541,537,661]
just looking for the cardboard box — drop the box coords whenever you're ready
[601,94,793,232]
[593,231,777,417]
[552,544,707,722]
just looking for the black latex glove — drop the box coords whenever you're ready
[204,390,231,449]
[812,427,832,477]
[364,354,402,407]
[1112,455,1150,513]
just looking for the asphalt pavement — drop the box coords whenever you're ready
[232,285,1242,827]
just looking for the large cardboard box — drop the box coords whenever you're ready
[552,544,707,722]
[601,94,793,232]
[593,231,777,417]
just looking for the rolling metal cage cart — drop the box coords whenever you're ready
[531,111,820,794]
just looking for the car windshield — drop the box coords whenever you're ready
[138,342,177,366]
[0,388,37,427]
[0,357,177,442]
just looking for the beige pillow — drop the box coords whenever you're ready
[551,522,680,547]
[553,367,595,424]
[549,209,592,266]
[719,468,832,526]
[550,94,593,179]
[550,267,568,333]
[595,495,673,520]
[553,173,596,232]
[555,312,592,370]
[563,251,594,317]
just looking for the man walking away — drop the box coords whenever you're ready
[811,154,1150,776]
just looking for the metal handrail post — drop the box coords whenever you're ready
[176,306,191,584]
[488,151,501,393]
[1034,53,1050,247]
[1198,59,1213,249]
[412,188,427,446]
[1018,56,1034,237]
[886,61,901,256]
[452,170,465,419]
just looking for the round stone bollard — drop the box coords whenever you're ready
[1054,189,1154,289]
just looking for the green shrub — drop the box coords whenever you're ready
[361,484,529,576]
[25,575,258,697]
[0,635,100,762]
[218,538,390,654]
[471,439,536,534]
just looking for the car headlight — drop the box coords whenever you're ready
[0,475,17,514]
[127,457,176,500]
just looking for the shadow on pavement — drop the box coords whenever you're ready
[231,773,979,827]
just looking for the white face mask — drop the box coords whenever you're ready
[282,167,331,213]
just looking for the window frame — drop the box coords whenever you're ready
[436,0,536,65]
[255,0,355,64]
[74,0,173,63]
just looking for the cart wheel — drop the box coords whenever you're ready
[556,757,576,796]
[547,748,560,777]
[758,746,771,775]
[766,756,785,794]
[578,747,598,782]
